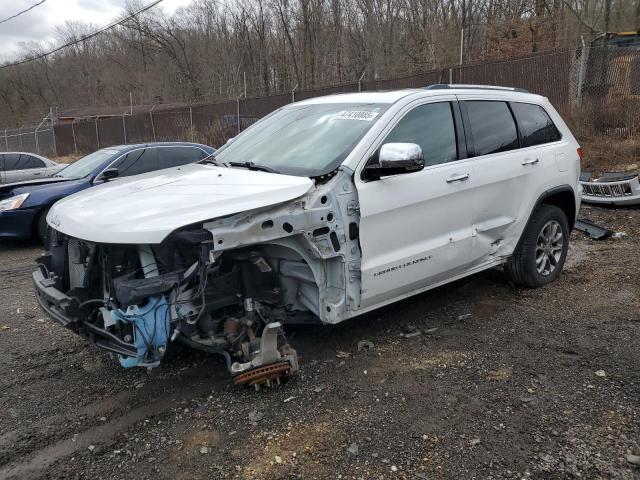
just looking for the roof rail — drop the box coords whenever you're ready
[424,84,530,93]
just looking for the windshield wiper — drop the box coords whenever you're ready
[198,154,226,168]
[228,161,280,174]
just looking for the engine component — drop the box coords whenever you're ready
[109,296,171,368]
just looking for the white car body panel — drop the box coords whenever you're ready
[48,163,314,244]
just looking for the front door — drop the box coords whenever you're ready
[356,99,477,309]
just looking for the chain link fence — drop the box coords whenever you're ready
[3,42,639,161]
[1,125,56,157]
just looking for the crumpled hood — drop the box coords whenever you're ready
[48,163,314,244]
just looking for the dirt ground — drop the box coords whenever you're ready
[0,204,639,480]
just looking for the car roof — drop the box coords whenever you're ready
[294,85,546,106]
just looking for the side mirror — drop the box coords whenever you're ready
[100,168,120,182]
[363,143,425,180]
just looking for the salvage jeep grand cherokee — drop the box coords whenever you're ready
[33,85,581,387]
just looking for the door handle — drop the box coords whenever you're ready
[521,158,540,166]
[446,173,470,183]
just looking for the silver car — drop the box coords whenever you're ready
[0,152,64,184]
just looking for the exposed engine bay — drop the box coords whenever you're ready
[33,169,363,387]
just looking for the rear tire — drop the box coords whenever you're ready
[506,204,569,288]
[36,208,50,245]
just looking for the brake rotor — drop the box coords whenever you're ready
[233,361,293,387]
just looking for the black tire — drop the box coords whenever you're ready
[35,207,50,245]
[506,204,569,288]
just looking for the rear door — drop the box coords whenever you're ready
[357,97,478,308]
[457,97,548,263]
[24,154,49,179]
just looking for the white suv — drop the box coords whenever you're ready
[34,85,581,386]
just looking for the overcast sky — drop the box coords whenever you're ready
[0,0,194,60]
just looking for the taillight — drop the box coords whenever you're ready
[577,146,583,161]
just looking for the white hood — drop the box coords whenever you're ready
[48,163,314,244]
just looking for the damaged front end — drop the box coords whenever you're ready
[34,162,363,387]
[33,227,300,387]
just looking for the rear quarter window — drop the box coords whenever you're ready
[511,102,562,147]
[465,101,519,156]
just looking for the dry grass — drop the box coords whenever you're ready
[562,101,640,175]
[52,154,83,164]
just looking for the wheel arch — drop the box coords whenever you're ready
[512,185,576,254]
[531,185,577,231]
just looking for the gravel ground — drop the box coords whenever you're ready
[1,204,639,480]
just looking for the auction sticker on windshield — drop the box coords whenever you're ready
[336,111,379,121]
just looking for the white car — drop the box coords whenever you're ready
[34,85,581,386]
[0,152,63,184]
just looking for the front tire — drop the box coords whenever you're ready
[506,204,569,288]
[36,207,50,244]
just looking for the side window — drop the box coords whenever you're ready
[511,103,561,147]
[382,102,457,166]
[4,154,20,170]
[114,149,159,177]
[0,154,4,171]
[158,147,205,169]
[30,156,46,168]
[466,101,519,156]
[16,154,39,169]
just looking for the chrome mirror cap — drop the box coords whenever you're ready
[379,143,425,170]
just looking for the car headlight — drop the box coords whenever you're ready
[0,193,30,211]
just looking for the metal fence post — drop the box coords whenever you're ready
[50,107,57,157]
[449,68,453,83]
[95,118,100,149]
[149,109,156,141]
[236,97,241,135]
[358,72,366,92]
[189,105,194,141]
[291,83,299,103]
[71,120,78,154]
[4,129,7,152]
[122,115,127,144]
[19,128,23,150]
[34,127,39,154]
[576,36,588,107]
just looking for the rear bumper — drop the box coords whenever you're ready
[33,269,137,357]
[0,208,38,239]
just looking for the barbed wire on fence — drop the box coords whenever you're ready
[2,41,639,159]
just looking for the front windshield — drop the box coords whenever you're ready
[56,149,120,179]
[213,103,389,177]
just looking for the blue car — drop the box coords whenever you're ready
[0,142,215,242]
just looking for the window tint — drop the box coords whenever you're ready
[511,103,561,147]
[466,101,519,156]
[30,156,46,168]
[382,102,457,166]
[114,149,159,177]
[16,154,41,169]
[3,154,20,170]
[158,147,205,169]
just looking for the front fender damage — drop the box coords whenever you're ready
[33,168,362,387]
